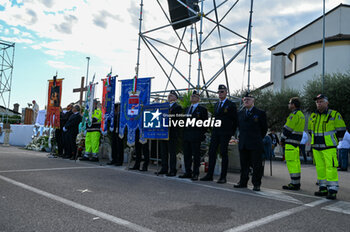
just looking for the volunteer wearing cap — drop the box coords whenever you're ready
[308,94,346,200]
[234,92,267,191]
[280,97,305,190]
[156,90,183,176]
[200,85,238,183]
[80,100,102,162]
[179,90,208,181]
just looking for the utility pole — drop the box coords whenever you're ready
[322,0,325,93]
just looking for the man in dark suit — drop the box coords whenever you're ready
[108,103,125,166]
[234,92,268,191]
[200,85,238,183]
[63,104,82,159]
[156,90,183,176]
[179,90,208,181]
[61,103,74,158]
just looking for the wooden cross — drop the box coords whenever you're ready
[73,76,87,106]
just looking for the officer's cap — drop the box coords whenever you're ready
[218,85,227,91]
[192,90,200,98]
[243,92,254,98]
[313,94,328,101]
[169,90,178,99]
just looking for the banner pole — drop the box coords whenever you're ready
[156,140,159,175]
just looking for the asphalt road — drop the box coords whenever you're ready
[1,146,350,232]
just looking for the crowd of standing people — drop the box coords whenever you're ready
[52,85,348,200]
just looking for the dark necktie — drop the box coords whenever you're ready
[217,101,223,112]
[188,105,194,114]
[246,109,251,116]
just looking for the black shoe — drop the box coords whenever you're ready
[337,168,348,171]
[217,178,227,184]
[79,157,90,161]
[233,182,247,188]
[62,156,71,159]
[282,183,300,190]
[155,170,168,175]
[314,187,328,196]
[129,166,140,170]
[253,185,261,191]
[326,190,337,200]
[166,172,176,177]
[200,175,213,181]
[179,173,192,179]
[191,174,199,181]
[115,163,123,166]
[107,162,116,165]
[140,166,148,172]
[90,157,99,162]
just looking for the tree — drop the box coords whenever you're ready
[303,72,350,127]
[253,89,301,131]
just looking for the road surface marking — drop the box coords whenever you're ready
[77,189,92,193]
[0,175,155,232]
[322,201,350,215]
[223,199,327,232]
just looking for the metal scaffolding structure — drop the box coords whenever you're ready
[0,39,15,113]
[136,0,254,102]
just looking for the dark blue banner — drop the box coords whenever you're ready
[143,103,169,140]
[119,77,151,145]
[101,75,116,135]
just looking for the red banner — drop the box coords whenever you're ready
[45,79,63,128]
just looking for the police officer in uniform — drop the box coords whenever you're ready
[281,97,305,190]
[156,90,183,176]
[308,94,346,200]
[234,92,267,191]
[200,85,238,183]
[179,90,208,181]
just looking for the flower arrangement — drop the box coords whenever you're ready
[25,135,50,151]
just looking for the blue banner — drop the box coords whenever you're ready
[119,77,151,145]
[101,76,116,135]
[143,103,169,140]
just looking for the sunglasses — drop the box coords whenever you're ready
[218,90,225,93]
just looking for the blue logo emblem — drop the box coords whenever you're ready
[143,109,163,128]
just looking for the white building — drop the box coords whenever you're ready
[261,4,350,92]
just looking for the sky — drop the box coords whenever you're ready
[0,0,349,111]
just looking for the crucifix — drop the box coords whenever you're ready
[73,76,87,106]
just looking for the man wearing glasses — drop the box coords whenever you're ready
[200,85,238,184]
[280,97,305,190]
[234,92,267,191]
[308,94,346,200]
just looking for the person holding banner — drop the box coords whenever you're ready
[156,90,182,176]
[130,129,150,171]
[63,105,82,159]
[80,100,102,162]
[108,103,125,166]
[179,90,208,181]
